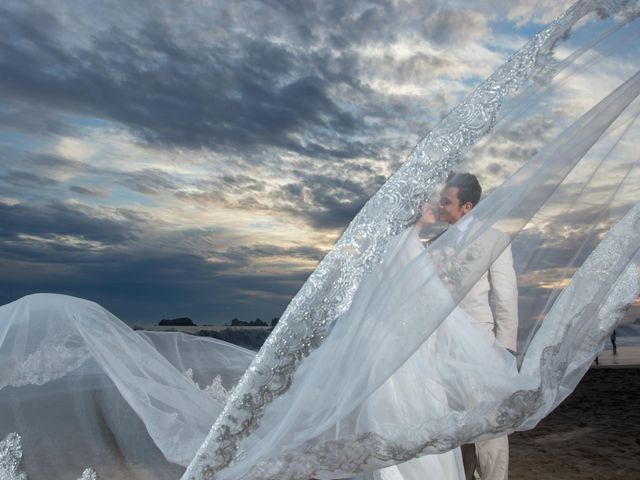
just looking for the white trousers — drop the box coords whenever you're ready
[461,436,509,480]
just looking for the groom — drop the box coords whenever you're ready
[437,172,518,480]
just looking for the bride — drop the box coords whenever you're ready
[2,1,640,479]
[351,202,516,480]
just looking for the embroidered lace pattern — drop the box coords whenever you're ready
[182,2,640,478]
[78,468,98,480]
[0,332,90,390]
[0,433,27,480]
[184,368,230,402]
[0,433,99,480]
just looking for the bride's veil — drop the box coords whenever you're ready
[182,2,640,479]
[0,294,255,478]
[1,2,640,480]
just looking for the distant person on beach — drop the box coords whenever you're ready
[595,330,618,365]
[611,329,617,355]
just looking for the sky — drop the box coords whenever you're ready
[1,0,639,326]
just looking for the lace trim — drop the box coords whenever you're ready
[227,232,640,480]
[184,368,230,402]
[78,468,98,480]
[182,1,640,478]
[0,433,27,480]
[0,433,98,480]
[0,332,90,390]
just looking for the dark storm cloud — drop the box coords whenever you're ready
[0,226,314,324]
[0,2,371,157]
[509,199,638,286]
[0,150,95,197]
[505,198,639,333]
[172,173,270,209]
[216,244,325,270]
[1,169,58,188]
[172,157,391,231]
[422,9,490,46]
[256,0,400,49]
[219,174,268,193]
[21,153,86,173]
[302,200,365,230]
[396,53,452,83]
[0,201,143,243]
[120,168,182,196]
[68,185,110,197]
[0,0,464,167]
[326,3,397,47]
[271,170,388,229]
[462,114,562,184]
[0,102,71,136]
[4,0,588,326]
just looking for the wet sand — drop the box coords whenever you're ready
[510,354,640,479]
[594,345,640,367]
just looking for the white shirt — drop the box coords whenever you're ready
[452,213,474,246]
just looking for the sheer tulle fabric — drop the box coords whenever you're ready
[185,21,640,480]
[184,4,640,478]
[0,294,254,478]
[1,2,640,480]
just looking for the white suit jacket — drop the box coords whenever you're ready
[455,221,519,351]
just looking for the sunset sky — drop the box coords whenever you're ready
[1,0,638,325]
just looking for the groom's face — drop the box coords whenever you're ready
[438,186,471,224]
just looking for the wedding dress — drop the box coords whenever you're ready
[347,227,517,480]
[2,1,640,479]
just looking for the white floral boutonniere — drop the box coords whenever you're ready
[431,244,481,291]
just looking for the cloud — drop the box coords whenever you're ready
[501,0,574,26]
[120,168,182,196]
[0,102,71,136]
[0,204,320,323]
[423,10,491,46]
[0,2,368,158]
[0,0,509,166]
[1,0,637,325]
[0,148,92,188]
[397,53,452,82]
[215,244,325,271]
[1,169,58,189]
[68,185,110,197]
[0,201,144,244]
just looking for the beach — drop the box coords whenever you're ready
[146,326,640,478]
[510,348,640,479]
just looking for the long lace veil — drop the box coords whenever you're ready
[182,1,640,479]
[1,1,640,480]
[0,295,255,478]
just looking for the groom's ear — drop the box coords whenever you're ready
[461,201,473,215]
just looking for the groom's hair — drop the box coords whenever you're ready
[445,172,482,207]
